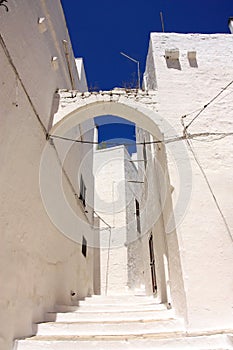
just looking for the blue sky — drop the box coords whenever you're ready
[61,0,233,150]
[61,0,233,90]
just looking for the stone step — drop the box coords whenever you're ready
[54,302,166,313]
[33,318,184,336]
[78,296,158,306]
[81,295,156,303]
[14,333,233,350]
[45,308,175,323]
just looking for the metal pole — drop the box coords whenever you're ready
[160,12,165,33]
[137,61,140,89]
[120,52,140,90]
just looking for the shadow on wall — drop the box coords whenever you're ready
[188,58,198,68]
[164,49,198,70]
[165,57,181,70]
[164,49,181,70]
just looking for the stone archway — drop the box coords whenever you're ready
[48,88,188,320]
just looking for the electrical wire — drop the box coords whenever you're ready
[184,80,233,131]
[0,34,48,137]
[186,139,233,244]
[49,132,233,146]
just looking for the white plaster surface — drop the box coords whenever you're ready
[52,88,188,323]
[0,2,98,349]
[144,33,233,331]
[93,146,137,294]
[15,295,233,350]
[53,49,233,332]
[6,20,233,349]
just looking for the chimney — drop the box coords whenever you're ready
[228,17,233,34]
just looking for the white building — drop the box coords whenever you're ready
[93,124,171,301]
[0,1,99,349]
[48,27,233,336]
[143,31,233,332]
[93,145,139,294]
[1,1,233,347]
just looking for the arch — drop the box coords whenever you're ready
[51,98,163,141]
[45,93,188,320]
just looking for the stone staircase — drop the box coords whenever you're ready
[14,295,233,349]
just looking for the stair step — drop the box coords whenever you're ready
[78,295,156,305]
[54,303,166,313]
[45,309,175,322]
[34,318,184,336]
[15,333,233,350]
[14,295,233,349]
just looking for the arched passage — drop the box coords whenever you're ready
[52,99,163,141]
[43,90,188,320]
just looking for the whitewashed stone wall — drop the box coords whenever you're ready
[144,33,233,332]
[94,146,128,294]
[52,31,233,332]
[94,146,144,294]
[53,88,187,321]
[0,2,98,349]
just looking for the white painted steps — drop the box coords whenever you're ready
[14,334,233,350]
[33,319,183,337]
[14,295,233,349]
[45,309,175,322]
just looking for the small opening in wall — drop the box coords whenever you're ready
[143,140,147,169]
[187,51,198,68]
[82,236,87,257]
[135,199,141,234]
[164,49,181,70]
[79,175,86,207]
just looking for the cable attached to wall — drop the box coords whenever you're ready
[182,80,233,131]
[49,132,233,147]
[186,139,233,244]
[0,33,48,137]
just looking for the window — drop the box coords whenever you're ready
[135,199,141,233]
[79,175,86,207]
[143,141,147,169]
[82,236,87,257]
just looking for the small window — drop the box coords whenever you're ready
[79,175,86,207]
[135,199,141,234]
[143,141,147,169]
[82,236,87,257]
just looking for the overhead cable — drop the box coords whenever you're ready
[183,80,233,131]
[49,132,233,146]
[186,139,233,244]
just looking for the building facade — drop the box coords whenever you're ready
[0,1,99,349]
[143,32,233,331]
[1,1,233,347]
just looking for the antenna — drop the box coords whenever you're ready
[160,12,165,32]
[120,52,140,89]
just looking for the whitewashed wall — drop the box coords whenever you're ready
[52,89,187,318]
[144,33,233,332]
[132,127,172,301]
[94,141,162,297]
[94,146,128,294]
[0,1,97,349]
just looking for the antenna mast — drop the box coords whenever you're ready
[160,12,165,32]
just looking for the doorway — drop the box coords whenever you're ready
[149,233,157,294]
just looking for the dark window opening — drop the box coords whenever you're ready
[149,234,157,293]
[79,175,86,207]
[82,236,87,257]
[143,141,147,169]
[135,199,141,234]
